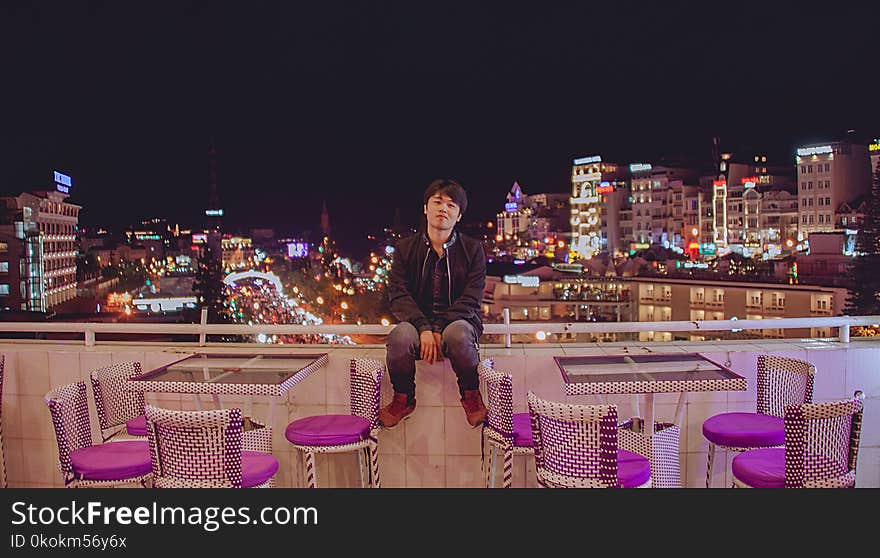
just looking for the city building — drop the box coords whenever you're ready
[870,138,880,176]
[496,182,570,260]
[221,235,256,269]
[482,265,846,343]
[0,172,80,310]
[631,276,847,341]
[570,155,629,259]
[796,139,872,242]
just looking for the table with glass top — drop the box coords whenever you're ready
[554,352,746,487]
[554,352,746,429]
[127,352,329,426]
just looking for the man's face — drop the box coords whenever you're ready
[424,192,462,230]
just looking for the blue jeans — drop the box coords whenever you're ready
[385,320,480,398]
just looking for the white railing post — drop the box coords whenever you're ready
[839,316,850,343]
[503,308,511,348]
[84,328,95,347]
[199,308,208,347]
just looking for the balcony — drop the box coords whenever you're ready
[1,316,878,488]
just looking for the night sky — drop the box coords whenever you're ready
[1,2,877,256]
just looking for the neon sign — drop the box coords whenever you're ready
[596,183,614,194]
[797,145,833,157]
[629,163,652,172]
[742,176,757,188]
[870,140,880,152]
[53,170,71,194]
[505,202,518,212]
[713,180,726,187]
[205,209,224,217]
[503,275,540,287]
[573,155,601,165]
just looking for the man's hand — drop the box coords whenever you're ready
[419,330,444,364]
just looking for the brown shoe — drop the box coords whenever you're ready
[379,392,416,428]
[460,389,488,428]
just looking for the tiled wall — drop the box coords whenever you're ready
[1,337,877,488]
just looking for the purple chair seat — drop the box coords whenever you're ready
[702,412,785,448]
[731,448,785,488]
[126,415,148,437]
[241,451,280,488]
[617,449,652,488]
[285,414,371,447]
[512,413,534,447]
[69,440,151,481]
[732,448,846,488]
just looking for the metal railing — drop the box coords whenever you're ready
[0,312,877,348]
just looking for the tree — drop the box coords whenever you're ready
[192,245,230,323]
[845,160,880,315]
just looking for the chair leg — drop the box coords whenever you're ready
[368,441,381,488]
[502,446,513,489]
[357,448,366,488]
[490,446,498,488]
[706,443,715,488]
[304,451,317,488]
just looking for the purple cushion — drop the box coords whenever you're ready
[241,451,279,488]
[617,449,652,488]
[126,415,148,437]
[285,414,371,447]
[512,413,534,447]
[731,447,785,488]
[69,440,151,481]
[702,412,784,448]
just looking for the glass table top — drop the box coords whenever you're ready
[554,353,745,386]
[131,353,328,386]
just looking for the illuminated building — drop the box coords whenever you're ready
[870,138,880,177]
[0,171,80,310]
[496,182,570,260]
[221,236,256,269]
[796,139,872,242]
[569,156,629,259]
[759,190,799,258]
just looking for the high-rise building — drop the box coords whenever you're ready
[0,171,80,311]
[570,155,629,259]
[870,138,880,176]
[796,139,872,242]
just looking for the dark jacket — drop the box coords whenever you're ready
[387,231,486,336]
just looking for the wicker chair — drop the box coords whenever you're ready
[702,354,816,487]
[284,358,383,488]
[479,359,534,488]
[90,361,148,442]
[732,391,864,488]
[45,381,151,488]
[1,354,6,487]
[145,404,278,488]
[527,391,652,488]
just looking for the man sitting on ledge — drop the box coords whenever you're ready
[380,178,488,429]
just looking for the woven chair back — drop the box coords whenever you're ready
[527,391,619,488]
[145,404,244,488]
[349,358,384,429]
[756,354,815,417]
[784,390,864,488]
[45,381,94,476]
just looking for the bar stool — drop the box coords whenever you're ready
[527,391,652,488]
[702,354,815,487]
[90,361,148,441]
[479,359,534,488]
[145,404,278,488]
[732,391,864,488]
[285,358,383,487]
[45,381,152,488]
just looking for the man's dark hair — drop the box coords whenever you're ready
[423,178,468,215]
